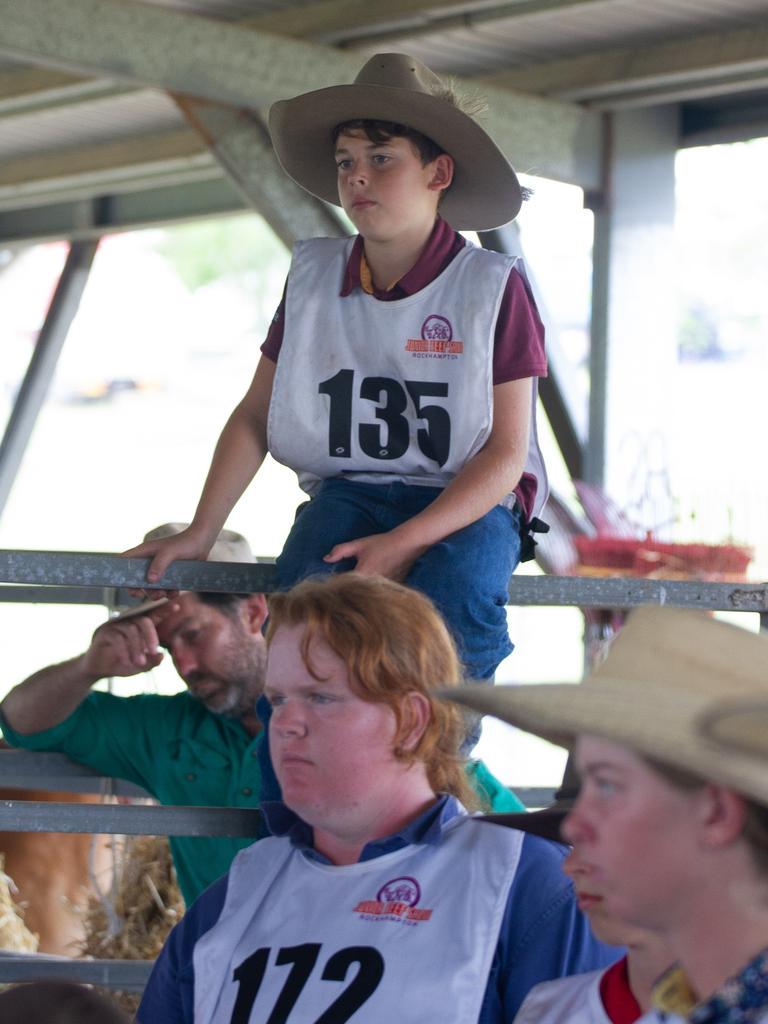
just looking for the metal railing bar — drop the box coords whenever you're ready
[0,800,262,837]
[512,787,556,807]
[0,954,152,990]
[0,550,275,593]
[507,574,768,611]
[1,550,767,610]
[0,584,114,604]
[0,751,148,797]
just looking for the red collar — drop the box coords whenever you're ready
[599,956,642,1024]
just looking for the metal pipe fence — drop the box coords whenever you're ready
[0,549,764,988]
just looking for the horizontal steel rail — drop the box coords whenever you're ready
[509,787,555,807]
[0,550,276,593]
[508,574,768,612]
[1,550,767,612]
[0,745,557,815]
[0,953,152,990]
[0,750,148,797]
[0,584,116,605]
[0,753,553,813]
[0,799,263,836]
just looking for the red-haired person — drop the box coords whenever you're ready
[138,575,616,1024]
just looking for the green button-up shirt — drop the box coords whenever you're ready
[0,691,264,906]
[1,692,526,907]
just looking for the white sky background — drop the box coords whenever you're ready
[0,136,766,786]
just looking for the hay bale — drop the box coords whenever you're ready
[79,834,183,1015]
[0,855,38,953]
[80,834,183,960]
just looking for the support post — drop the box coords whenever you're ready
[0,239,98,518]
[584,107,679,518]
[480,223,586,479]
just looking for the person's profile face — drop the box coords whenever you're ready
[563,846,658,948]
[561,735,705,932]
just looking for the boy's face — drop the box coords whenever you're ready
[561,735,708,932]
[334,130,453,243]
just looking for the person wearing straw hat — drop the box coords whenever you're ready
[0,524,273,906]
[137,574,615,1024]
[515,836,676,1023]
[126,52,548,706]
[481,766,675,1023]
[447,605,768,1023]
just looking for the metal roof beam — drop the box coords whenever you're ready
[175,98,346,247]
[0,179,245,246]
[0,0,600,189]
[0,129,213,210]
[0,66,122,115]
[0,0,610,107]
[483,22,768,108]
[681,96,768,147]
[246,0,610,45]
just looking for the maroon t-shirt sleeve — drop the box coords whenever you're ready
[260,280,288,363]
[492,267,547,385]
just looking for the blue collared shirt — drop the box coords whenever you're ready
[260,793,450,863]
[138,796,620,1023]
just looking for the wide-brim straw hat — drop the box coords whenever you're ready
[700,697,768,757]
[269,52,522,231]
[446,606,768,808]
[116,523,255,619]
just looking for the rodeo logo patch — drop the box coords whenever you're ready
[354,876,433,925]
[405,315,464,358]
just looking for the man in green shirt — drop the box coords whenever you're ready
[0,525,271,905]
[0,524,526,906]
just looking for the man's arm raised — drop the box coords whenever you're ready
[0,612,165,734]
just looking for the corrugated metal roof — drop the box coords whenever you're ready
[0,90,184,161]
[0,0,766,240]
[351,0,768,76]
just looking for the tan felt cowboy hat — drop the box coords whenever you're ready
[446,606,768,808]
[269,52,522,231]
[116,523,255,620]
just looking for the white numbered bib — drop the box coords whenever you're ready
[268,238,546,514]
[193,816,523,1023]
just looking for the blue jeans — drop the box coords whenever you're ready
[274,479,522,682]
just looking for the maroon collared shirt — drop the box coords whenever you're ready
[261,218,547,518]
[262,218,547,385]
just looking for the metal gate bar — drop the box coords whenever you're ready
[1,550,767,611]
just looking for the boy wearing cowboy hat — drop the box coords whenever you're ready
[128,54,547,696]
[448,606,768,1023]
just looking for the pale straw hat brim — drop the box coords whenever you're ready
[448,678,768,808]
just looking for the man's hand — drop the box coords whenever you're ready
[323,531,428,582]
[123,525,213,599]
[1,604,175,736]
[80,608,171,681]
